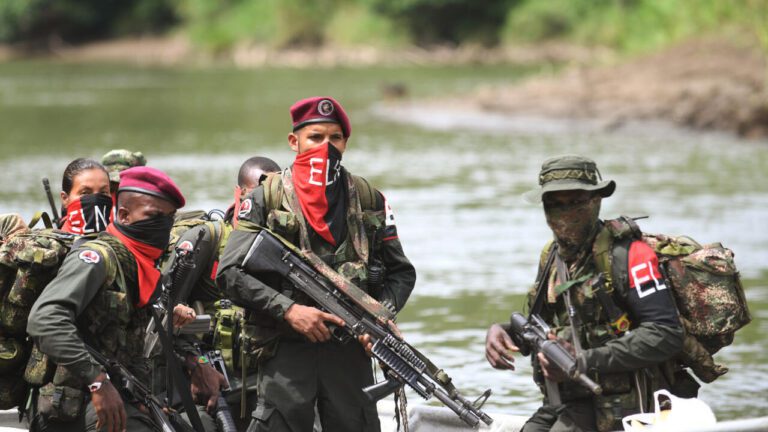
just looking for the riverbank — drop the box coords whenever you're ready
[1,35,765,139]
[465,37,768,139]
[0,36,605,68]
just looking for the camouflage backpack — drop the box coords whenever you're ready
[0,214,79,409]
[594,217,751,383]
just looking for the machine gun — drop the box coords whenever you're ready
[507,312,602,404]
[203,349,237,432]
[145,229,207,431]
[241,229,493,428]
[84,344,194,432]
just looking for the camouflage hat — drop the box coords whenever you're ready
[523,155,615,203]
[101,149,147,183]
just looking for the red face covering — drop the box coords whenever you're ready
[60,194,113,235]
[106,223,164,308]
[291,143,347,245]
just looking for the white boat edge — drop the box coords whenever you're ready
[2,403,767,432]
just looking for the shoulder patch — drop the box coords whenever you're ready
[238,198,253,219]
[383,195,396,227]
[178,240,194,252]
[78,249,101,264]
[628,240,667,298]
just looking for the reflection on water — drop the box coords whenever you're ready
[0,62,766,420]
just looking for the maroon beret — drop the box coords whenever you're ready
[118,166,185,208]
[290,96,351,138]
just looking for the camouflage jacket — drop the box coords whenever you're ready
[27,232,149,387]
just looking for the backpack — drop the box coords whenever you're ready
[594,216,751,383]
[0,214,78,409]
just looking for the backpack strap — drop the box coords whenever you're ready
[529,241,556,317]
[262,172,284,212]
[352,175,378,211]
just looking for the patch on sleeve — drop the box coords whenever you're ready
[238,198,253,219]
[384,196,396,227]
[78,249,101,264]
[629,241,667,298]
[178,240,194,252]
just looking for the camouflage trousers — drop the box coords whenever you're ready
[247,338,380,432]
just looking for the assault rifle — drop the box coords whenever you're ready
[507,312,602,405]
[203,349,237,432]
[84,344,194,432]
[146,229,207,431]
[241,230,494,428]
[41,178,61,228]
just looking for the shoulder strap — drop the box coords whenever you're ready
[352,175,378,211]
[262,172,284,212]
[529,242,556,317]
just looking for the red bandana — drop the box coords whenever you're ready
[106,223,163,307]
[291,144,346,245]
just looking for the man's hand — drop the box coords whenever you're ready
[284,304,345,343]
[537,333,574,382]
[485,324,518,370]
[90,374,127,432]
[358,320,400,356]
[187,356,228,415]
[172,304,196,328]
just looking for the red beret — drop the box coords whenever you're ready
[290,96,351,138]
[118,166,185,208]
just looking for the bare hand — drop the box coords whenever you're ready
[284,304,345,343]
[485,324,518,370]
[537,333,574,382]
[90,374,127,432]
[172,304,196,328]
[357,320,399,357]
[188,358,228,415]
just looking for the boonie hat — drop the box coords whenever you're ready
[118,166,185,208]
[524,155,615,203]
[101,149,147,183]
[290,96,351,138]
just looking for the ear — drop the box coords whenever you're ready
[60,191,70,208]
[288,133,299,153]
[117,206,130,224]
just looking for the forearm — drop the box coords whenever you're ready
[219,267,294,320]
[582,322,684,373]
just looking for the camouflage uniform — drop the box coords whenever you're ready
[515,156,687,432]
[217,168,416,432]
[25,232,155,432]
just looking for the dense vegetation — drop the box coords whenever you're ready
[1,0,766,53]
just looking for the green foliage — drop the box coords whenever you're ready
[0,0,177,44]
[504,0,768,54]
[180,0,341,50]
[368,0,520,47]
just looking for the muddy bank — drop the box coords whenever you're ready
[0,36,607,68]
[469,38,768,139]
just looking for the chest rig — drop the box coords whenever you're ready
[263,168,386,295]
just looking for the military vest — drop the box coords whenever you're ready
[261,168,386,292]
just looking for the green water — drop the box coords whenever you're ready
[0,61,766,421]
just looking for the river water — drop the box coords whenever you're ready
[0,62,766,422]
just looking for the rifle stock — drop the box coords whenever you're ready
[241,230,494,428]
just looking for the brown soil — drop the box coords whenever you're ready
[471,37,768,139]
[0,36,605,68]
